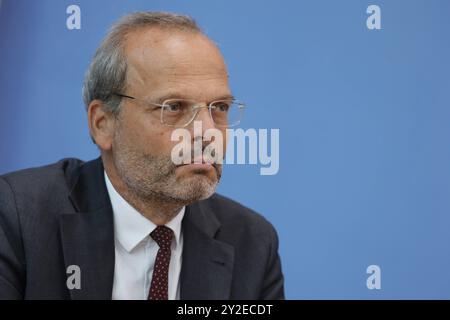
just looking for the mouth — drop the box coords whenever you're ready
[176,156,217,171]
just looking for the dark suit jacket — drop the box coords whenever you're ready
[0,157,284,299]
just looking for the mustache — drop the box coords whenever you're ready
[140,150,222,184]
[174,145,224,167]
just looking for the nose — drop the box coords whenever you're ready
[187,106,225,160]
[190,106,216,131]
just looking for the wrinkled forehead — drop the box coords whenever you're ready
[123,28,230,99]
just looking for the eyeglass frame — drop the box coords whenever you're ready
[111,93,245,128]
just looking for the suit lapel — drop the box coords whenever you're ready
[60,158,115,299]
[180,201,235,300]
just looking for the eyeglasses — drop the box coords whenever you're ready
[112,93,245,128]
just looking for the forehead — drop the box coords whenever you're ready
[123,28,230,100]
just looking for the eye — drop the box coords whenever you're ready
[164,101,183,112]
[212,101,230,112]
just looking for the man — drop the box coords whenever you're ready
[0,12,284,299]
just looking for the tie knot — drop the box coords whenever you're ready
[150,225,173,250]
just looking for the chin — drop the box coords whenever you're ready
[172,175,218,203]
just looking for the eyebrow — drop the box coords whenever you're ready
[154,92,235,103]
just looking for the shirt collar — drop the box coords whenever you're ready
[104,171,185,253]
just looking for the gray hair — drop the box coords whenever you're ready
[82,11,202,114]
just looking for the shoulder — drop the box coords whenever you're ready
[0,158,85,221]
[0,158,84,195]
[0,158,85,266]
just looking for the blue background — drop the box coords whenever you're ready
[1,0,450,299]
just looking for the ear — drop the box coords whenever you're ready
[87,100,116,151]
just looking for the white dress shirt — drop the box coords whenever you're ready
[104,171,185,300]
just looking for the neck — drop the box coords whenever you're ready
[102,155,183,226]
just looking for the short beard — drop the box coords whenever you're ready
[112,133,222,207]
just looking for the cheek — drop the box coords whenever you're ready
[119,115,173,154]
[156,129,180,154]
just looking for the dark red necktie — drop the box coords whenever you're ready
[148,225,174,300]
